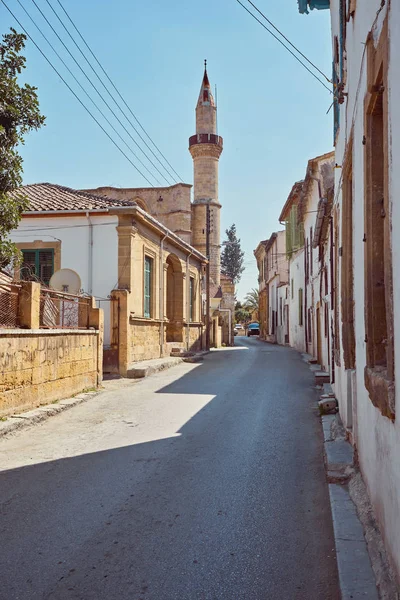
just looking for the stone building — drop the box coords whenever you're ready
[254,240,268,340]
[9,64,234,370]
[254,232,288,345]
[84,63,234,348]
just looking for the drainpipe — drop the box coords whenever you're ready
[219,308,232,346]
[160,233,168,357]
[86,212,93,295]
[186,250,193,351]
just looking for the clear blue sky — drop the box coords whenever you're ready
[1,0,333,300]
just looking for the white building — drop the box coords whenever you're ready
[9,184,207,372]
[300,153,334,373]
[299,0,400,584]
[279,181,306,353]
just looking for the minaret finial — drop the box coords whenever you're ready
[204,59,207,71]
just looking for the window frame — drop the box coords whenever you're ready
[143,255,154,319]
[363,16,394,419]
[189,276,195,322]
[21,248,54,286]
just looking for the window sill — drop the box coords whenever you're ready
[130,315,162,324]
[365,366,395,421]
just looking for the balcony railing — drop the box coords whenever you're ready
[189,134,223,148]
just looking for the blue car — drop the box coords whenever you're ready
[247,323,260,337]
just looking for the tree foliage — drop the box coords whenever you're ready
[221,224,245,284]
[0,28,45,266]
[243,288,259,313]
[235,301,251,324]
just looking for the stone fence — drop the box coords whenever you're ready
[0,281,103,417]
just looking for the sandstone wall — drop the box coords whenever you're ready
[0,330,102,417]
[130,319,161,362]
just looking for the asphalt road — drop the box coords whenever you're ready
[0,337,340,600]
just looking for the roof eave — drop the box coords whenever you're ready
[109,206,208,263]
[22,208,114,216]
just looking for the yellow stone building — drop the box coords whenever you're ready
[10,64,234,374]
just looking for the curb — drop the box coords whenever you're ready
[0,390,101,439]
[322,415,379,600]
[126,350,208,379]
[301,354,381,599]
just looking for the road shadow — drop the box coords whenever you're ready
[0,340,339,600]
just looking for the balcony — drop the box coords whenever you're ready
[298,0,330,14]
[189,134,223,149]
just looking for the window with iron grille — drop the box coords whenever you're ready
[144,256,153,318]
[21,249,54,286]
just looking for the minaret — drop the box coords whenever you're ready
[189,61,223,291]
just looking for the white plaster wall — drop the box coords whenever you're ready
[304,179,319,360]
[303,178,331,371]
[330,0,400,580]
[288,249,306,352]
[276,285,288,346]
[11,214,118,345]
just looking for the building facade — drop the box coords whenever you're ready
[279,181,306,353]
[9,64,234,367]
[254,232,288,345]
[254,240,268,340]
[298,0,400,584]
[299,153,334,370]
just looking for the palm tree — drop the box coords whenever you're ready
[243,288,259,314]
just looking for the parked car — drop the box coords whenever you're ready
[247,323,260,337]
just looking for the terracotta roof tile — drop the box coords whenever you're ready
[10,183,137,212]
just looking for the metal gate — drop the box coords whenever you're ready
[97,296,120,374]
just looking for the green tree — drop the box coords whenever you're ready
[221,224,245,284]
[0,28,45,267]
[243,288,259,314]
[234,301,250,325]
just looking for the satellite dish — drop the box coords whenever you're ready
[49,269,81,294]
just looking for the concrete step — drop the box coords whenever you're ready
[127,357,182,379]
[315,371,330,385]
[323,382,335,397]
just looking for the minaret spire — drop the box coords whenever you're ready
[189,63,223,291]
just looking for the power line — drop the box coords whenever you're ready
[0,0,155,186]
[43,0,179,184]
[54,0,183,182]
[246,0,331,83]
[13,222,117,233]
[27,0,170,186]
[235,0,333,94]
[15,0,161,186]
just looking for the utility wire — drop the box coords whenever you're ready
[1,0,155,186]
[235,0,333,94]
[15,0,161,186]
[43,0,178,184]
[54,0,183,182]
[28,0,169,185]
[246,0,331,83]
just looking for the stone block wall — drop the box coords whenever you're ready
[83,183,193,242]
[0,281,103,417]
[187,324,203,351]
[130,319,162,362]
[0,330,102,417]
